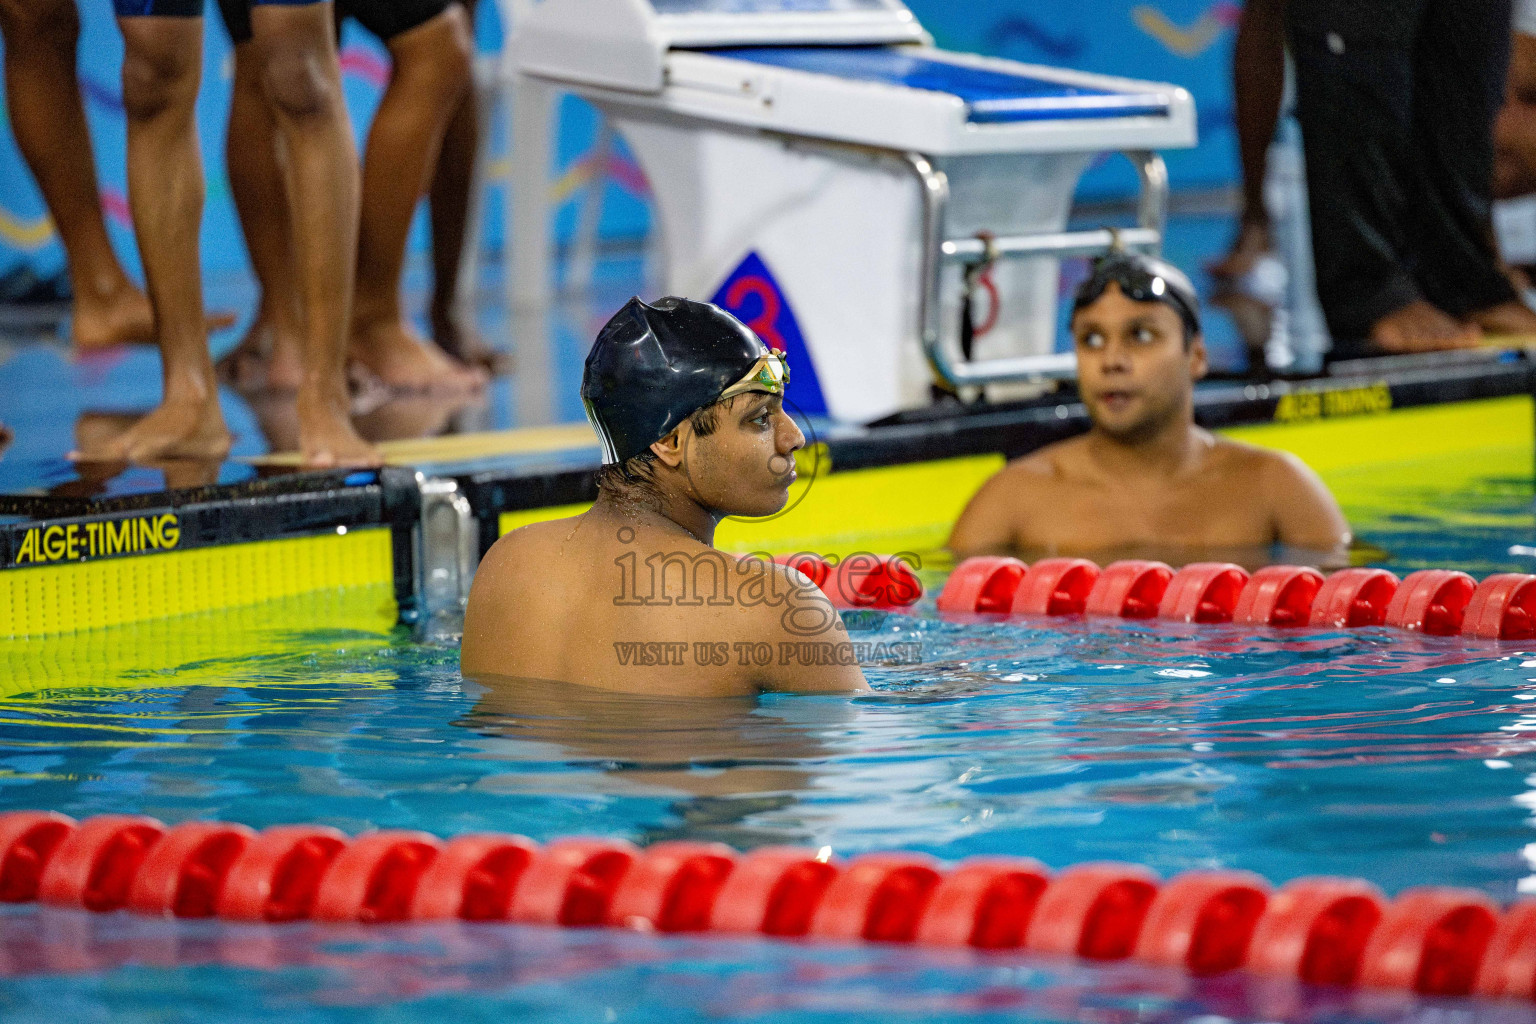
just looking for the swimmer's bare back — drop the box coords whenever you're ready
[461,510,869,697]
[949,430,1350,559]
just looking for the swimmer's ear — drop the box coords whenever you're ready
[649,427,686,469]
[1187,333,1208,381]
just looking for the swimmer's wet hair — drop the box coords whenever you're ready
[595,401,722,494]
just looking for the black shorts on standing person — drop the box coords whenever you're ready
[217,0,448,42]
[1287,0,1530,355]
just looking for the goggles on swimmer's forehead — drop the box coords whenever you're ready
[718,349,790,402]
[1072,254,1201,338]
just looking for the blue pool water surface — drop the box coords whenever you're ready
[4,487,1536,1020]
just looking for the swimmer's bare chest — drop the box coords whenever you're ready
[1013,469,1277,550]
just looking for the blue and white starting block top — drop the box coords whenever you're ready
[514,0,1195,154]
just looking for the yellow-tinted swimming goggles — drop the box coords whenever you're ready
[719,350,789,402]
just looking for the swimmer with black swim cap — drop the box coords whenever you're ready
[950,250,1350,564]
[463,296,868,696]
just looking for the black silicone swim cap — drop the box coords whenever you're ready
[581,296,779,465]
[1072,251,1201,339]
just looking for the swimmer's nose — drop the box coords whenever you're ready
[778,409,805,453]
[1096,339,1133,374]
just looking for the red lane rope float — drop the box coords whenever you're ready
[1385,570,1478,636]
[1085,560,1173,619]
[607,841,736,932]
[1232,566,1324,628]
[4,812,1536,1000]
[774,554,925,610]
[935,556,1027,615]
[127,821,254,918]
[1477,900,1536,997]
[1465,574,1536,641]
[1009,558,1100,617]
[1358,888,1500,996]
[707,846,838,937]
[1025,862,1159,960]
[311,829,442,923]
[825,554,924,610]
[1310,568,1399,628]
[915,856,1049,948]
[0,811,74,903]
[1133,870,1271,976]
[216,825,348,922]
[939,558,1536,640]
[37,814,163,913]
[508,838,637,926]
[1245,878,1385,987]
[809,853,944,942]
[1158,563,1251,624]
[409,833,538,921]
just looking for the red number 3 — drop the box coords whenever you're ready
[724,275,786,352]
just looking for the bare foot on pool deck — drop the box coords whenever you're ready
[1468,299,1536,340]
[216,313,306,392]
[72,283,238,353]
[1208,219,1273,280]
[298,386,381,469]
[432,303,513,375]
[350,318,488,394]
[70,395,232,464]
[1369,300,1482,353]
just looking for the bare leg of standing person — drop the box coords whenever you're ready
[0,0,236,351]
[427,0,497,369]
[0,0,155,351]
[247,1,377,466]
[347,2,484,392]
[78,11,231,462]
[219,37,306,392]
[1210,0,1287,279]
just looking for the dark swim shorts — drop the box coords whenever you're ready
[114,0,318,18]
[217,0,451,43]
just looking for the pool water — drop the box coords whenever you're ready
[5,484,1536,1020]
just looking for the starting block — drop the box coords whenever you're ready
[512,0,1196,421]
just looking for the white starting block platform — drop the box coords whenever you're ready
[511,0,1197,421]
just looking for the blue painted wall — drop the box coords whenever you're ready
[0,0,1236,278]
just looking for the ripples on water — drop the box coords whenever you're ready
[3,492,1536,1020]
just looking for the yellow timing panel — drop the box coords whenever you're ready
[0,527,394,639]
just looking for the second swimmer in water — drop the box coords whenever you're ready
[950,251,1351,564]
[462,296,868,697]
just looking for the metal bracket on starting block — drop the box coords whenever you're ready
[909,149,1169,392]
[413,475,477,633]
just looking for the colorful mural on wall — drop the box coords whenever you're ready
[0,0,1237,279]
